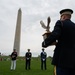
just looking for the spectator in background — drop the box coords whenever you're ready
[0,52,1,56]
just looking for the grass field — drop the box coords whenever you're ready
[0,57,54,75]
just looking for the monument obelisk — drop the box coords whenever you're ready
[13,8,22,56]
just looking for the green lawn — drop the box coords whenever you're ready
[0,57,54,75]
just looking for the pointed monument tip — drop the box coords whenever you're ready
[18,8,21,11]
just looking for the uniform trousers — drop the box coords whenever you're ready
[11,60,16,70]
[25,59,31,70]
[41,59,46,70]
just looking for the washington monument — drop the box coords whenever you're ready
[13,8,22,56]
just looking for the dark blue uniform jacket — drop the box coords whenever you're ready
[41,52,47,60]
[25,52,32,60]
[42,19,75,69]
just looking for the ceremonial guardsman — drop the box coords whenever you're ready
[42,9,75,75]
[25,49,32,70]
[40,48,47,70]
[10,49,17,70]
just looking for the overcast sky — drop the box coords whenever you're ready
[0,0,75,57]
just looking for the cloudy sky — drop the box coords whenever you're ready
[0,0,75,57]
